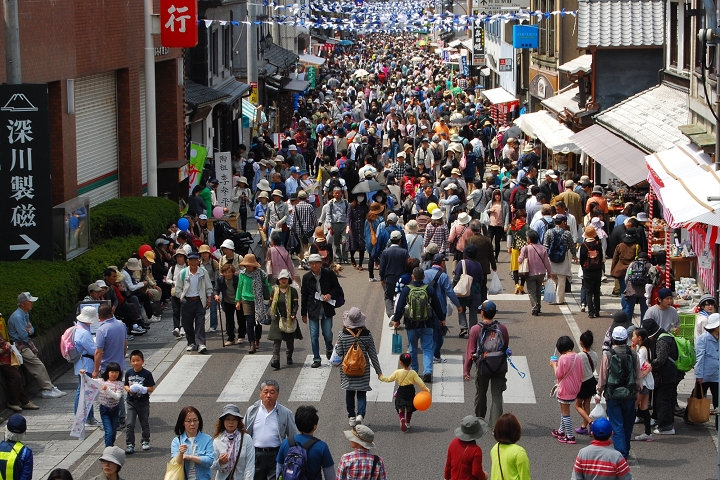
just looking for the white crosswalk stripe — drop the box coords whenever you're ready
[288,355,333,402]
[217,355,273,403]
[151,354,211,403]
[149,322,537,405]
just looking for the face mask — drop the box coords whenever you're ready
[357,196,365,203]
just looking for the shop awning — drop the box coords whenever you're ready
[298,54,325,66]
[242,99,261,126]
[264,42,299,71]
[217,79,250,106]
[481,87,516,105]
[513,110,582,154]
[645,143,720,227]
[448,39,462,47]
[185,80,229,108]
[461,39,473,51]
[541,87,583,116]
[594,83,689,153]
[570,124,647,186]
[284,79,310,92]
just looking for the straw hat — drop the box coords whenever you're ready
[404,220,419,233]
[344,425,376,449]
[239,254,261,269]
[584,226,597,238]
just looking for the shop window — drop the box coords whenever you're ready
[668,0,691,72]
[211,29,219,76]
[222,26,230,70]
[535,0,554,57]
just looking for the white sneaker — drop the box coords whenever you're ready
[186,344,196,352]
[355,414,363,425]
[179,328,186,337]
[42,389,62,399]
[635,433,653,441]
[433,357,447,363]
[173,328,181,337]
[653,427,675,435]
[634,416,643,424]
[369,278,378,282]
[650,418,657,426]
[53,386,67,396]
[198,345,208,354]
[348,417,357,427]
[151,315,162,323]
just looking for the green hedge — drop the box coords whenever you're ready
[90,197,180,244]
[0,197,179,335]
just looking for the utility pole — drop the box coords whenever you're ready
[4,0,21,84]
[144,0,158,196]
[247,2,258,100]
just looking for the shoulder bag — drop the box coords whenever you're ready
[227,432,246,480]
[453,260,473,297]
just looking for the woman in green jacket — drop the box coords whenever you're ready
[490,413,530,480]
[235,254,270,354]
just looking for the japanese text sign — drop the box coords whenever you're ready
[473,21,485,55]
[214,152,232,212]
[160,0,198,48]
[0,84,53,261]
[512,25,539,49]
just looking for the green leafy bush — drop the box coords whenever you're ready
[90,197,179,244]
[0,197,180,336]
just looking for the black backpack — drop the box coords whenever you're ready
[605,350,637,400]
[322,137,335,159]
[431,145,441,162]
[512,187,528,211]
[628,259,650,286]
[328,177,342,194]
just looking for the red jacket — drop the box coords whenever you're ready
[444,438,486,480]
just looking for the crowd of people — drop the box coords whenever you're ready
[2,31,718,480]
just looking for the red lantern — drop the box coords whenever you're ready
[160,0,198,48]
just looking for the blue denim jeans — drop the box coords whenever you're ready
[309,314,333,361]
[74,373,95,422]
[625,295,648,324]
[618,277,629,315]
[100,404,120,447]
[346,390,367,417]
[606,398,636,458]
[407,325,434,375]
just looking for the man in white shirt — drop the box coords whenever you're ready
[245,380,298,480]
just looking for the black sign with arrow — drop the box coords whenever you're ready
[0,84,53,261]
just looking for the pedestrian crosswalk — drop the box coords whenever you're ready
[150,323,538,406]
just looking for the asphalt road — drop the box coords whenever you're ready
[74,249,719,480]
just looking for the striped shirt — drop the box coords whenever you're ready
[572,440,633,480]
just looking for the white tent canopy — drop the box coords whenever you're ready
[645,143,720,227]
[481,87,516,105]
[513,110,582,155]
[298,54,325,66]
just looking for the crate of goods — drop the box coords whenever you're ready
[677,312,696,343]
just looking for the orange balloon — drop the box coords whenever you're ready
[413,391,432,411]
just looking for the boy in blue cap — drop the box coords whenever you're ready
[571,418,633,479]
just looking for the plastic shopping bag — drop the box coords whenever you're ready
[488,271,503,295]
[330,344,342,367]
[543,279,557,303]
[590,399,606,419]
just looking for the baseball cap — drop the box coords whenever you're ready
[612,326,628,341]
[308,254,323,263]
[432,253,446,265]
[657,288,673,300]
[7,414,26,434]
[17,292,38,304]
[481,301,497,313]
[188,252,200,260]
[591,418,612,439]
[390,230,402,241]
[88,283,103,293]
[198,214,208,220]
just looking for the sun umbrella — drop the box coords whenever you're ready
[449,118,471,127]
[352,68,370,78]
[352,179,385,194]
[338,40,354,46]
[411,56,423,62]
[502,125,523,146]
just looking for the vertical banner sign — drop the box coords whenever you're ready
[249,82,258,105]
[442,49,450,63]
[460,54,469,76]
[160,0,199,48]
[213,152,232,213]
[306,67,317,89]
[188,143,207,195]
[0,84,53,261]
[473,21,485,55]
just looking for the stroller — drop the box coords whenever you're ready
[213,220,254,256]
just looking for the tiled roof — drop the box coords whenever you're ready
[558,54,592,74]
[263,42,298,72]
[217,79,250,106]
[185,80,229,108]
[541,87,584,115]
[594,83,689,153]
[577,0,665,48]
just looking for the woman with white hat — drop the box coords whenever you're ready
[267,269,302,369]
[447,212,473,263]
[695,313,720,417]
[230,176,252,232]
[212,404,255,480]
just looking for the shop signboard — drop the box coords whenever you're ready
[0,84,53,261]
[160,0,198,48]
[473,21,485,55]
[512,25,539,48]
[214,152,232,213]
[499,58,513,71]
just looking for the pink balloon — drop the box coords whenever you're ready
[213,206,224,218]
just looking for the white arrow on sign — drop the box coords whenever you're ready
[10,234,40,259]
